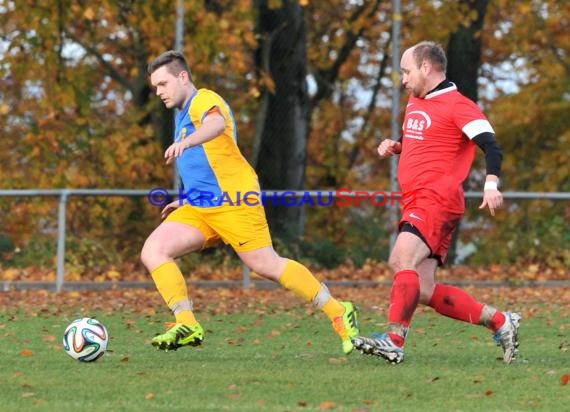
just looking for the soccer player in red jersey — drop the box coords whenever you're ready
[352,41,521,364]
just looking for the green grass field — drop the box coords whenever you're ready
[1,292,569,412]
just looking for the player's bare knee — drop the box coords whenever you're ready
[388,256,406,273]
[140,244,154,270]
[140,239,165,270]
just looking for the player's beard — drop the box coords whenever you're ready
[410,76,427,98]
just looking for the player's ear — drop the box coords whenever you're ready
[179,70,190,83]
[421,60,430,75]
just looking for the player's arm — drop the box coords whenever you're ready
[165,108,226,164]
[473,132,503,216]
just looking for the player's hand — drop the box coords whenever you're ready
[164,141,187,165]
[479,188,503,216]
[161,199,182,219]
[377,139,402,158]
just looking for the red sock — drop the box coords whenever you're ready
[428,284,484,325]
[489,311,506,333]
[387,270,419,346]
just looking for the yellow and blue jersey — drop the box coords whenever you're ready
[175,89,259,207]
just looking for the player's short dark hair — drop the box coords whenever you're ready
[413,41,447,73]
[147,50,193,81]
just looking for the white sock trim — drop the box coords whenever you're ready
[171,299,193,315]
[313,283,331,309]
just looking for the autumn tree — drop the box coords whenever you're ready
[469,0,570,267]
[252,0,309,238]
[0,0,257,271]
[0,0,567,274]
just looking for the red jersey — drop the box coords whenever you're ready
[398,83,494,212]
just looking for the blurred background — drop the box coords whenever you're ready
[0,0,568,286]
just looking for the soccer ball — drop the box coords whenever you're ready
[62,317,109,362]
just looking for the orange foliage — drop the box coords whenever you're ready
[0,1,568,274]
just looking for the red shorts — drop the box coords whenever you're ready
[399,196,463,264]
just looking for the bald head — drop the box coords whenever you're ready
[400,41,447,98]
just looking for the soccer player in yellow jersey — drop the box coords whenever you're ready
[142,50,358,354]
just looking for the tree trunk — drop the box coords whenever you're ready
[447,0,489,102]
[253,0,309,239]
[446,0,489,264]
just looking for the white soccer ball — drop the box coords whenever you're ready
[63,317,109,362]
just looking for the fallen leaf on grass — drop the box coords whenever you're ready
[319,401,337,409]
[269,329,281,337]
[561,374,570,386]
[145,393,154,400]
[20,349,33,357]
[327,357,347,365]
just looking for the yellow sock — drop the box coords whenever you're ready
[278,259,345,321]
[150,261,198,326]
[322,299,345,320]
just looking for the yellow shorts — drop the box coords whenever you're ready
[164,202,273,252]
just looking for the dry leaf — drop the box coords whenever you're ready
[20,349,33,357]
[106,270,121,280]
[83,7,95,20]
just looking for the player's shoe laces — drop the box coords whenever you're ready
[151,322,204,351]
[492,312,521,363]
[352,332,405,364]
[332,301,360,354]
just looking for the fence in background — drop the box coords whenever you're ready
[1,189,569,292]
